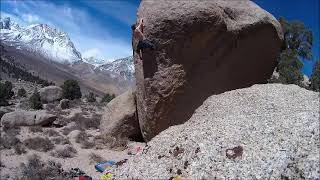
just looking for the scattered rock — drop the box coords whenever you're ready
[134,0,283,141]
[39,86,63,102]
[59,99,70,109]
[114,84,319,179]
[100,89,142,141]
[1,110,57,127]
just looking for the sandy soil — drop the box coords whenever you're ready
[0,126,145,180]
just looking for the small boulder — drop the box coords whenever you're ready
[100,89,142,141]
[1,110,57,127]
[59,99,70,109]
[39,86,63,102]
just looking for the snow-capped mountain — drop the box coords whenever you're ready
[0,16,135,95]
[99,56,134,81]
[82,56,107,67]
[0,17,82,64]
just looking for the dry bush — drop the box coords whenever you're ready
[21,154,71,180]
[24,137,54,152]
[3,125,21,135]
[14,143,27,155]
[70,113,101,130]
[29,126,43,133]
[0,160,4,167]
[0,133,24,151]
[44,128,60,137]
[75,131,94,149]
[61,126,77,136]
[81,139,95,149]
[94,135,128,151]
[51,136,71,145]
[89,153,105,164]
[75,130,89,143]
[51,145,77,158]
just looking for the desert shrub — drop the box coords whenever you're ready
[17,88,27,97]
[61,80,82,100]
[86,92,96,102]
[0,132,26,154]
[0,81,14,106]
[29,126,43,133]
[75,131,89,143]
[24,137,54,152]
[81,139,95,149]
[0,160,4,167]
[101,93,115,103]
[51,145,77,158]
[52,136,71,145]
[0,133,21,149]
[44,129,60,137]
[3,125,21,135]
[89,153,105,164]
[59,99,70,109]
[21,154,71,180]
[14,143,27,155]
[75,131,94,149]
[29,90,42,110]
[61,126,76,136]
[71,113,101,130]
[100,135,128,151]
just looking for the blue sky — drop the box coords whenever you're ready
[0,0,319,76]
[1,0,140,61]
[254,0,319,77]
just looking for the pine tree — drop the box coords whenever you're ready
[29,89,42,110]
[276,17,313,86]
[61,80,82,100]
[310,61,320,92]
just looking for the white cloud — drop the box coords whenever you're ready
[22,14,40,23]
[1,0,133,61]
[83,48,102,58]
[0,11,27,26]
[72,34,132,62]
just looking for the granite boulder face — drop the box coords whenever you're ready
[39,86,63,102]
[1,110,57,127]
[114,84,319,179]
[134,0,283,141]
[100,89,142,141]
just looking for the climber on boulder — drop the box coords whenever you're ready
[132,18,155,60]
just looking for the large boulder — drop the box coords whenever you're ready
[134,0,283,141]
[39,86,63,102]
[114,84,320,179]
[100,89,142,141]
[1,110,57,127]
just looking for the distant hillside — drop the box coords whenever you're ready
[0,44,53,86]
[0,17,135,95]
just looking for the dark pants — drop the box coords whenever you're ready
[136,39,155,54]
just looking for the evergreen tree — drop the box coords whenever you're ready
[61,80,82,100]
[310,61,320,92]
[29,89,42,110]
[0,81,14,106]
[276,17,313,85]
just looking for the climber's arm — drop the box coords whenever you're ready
[136,18,144,35]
